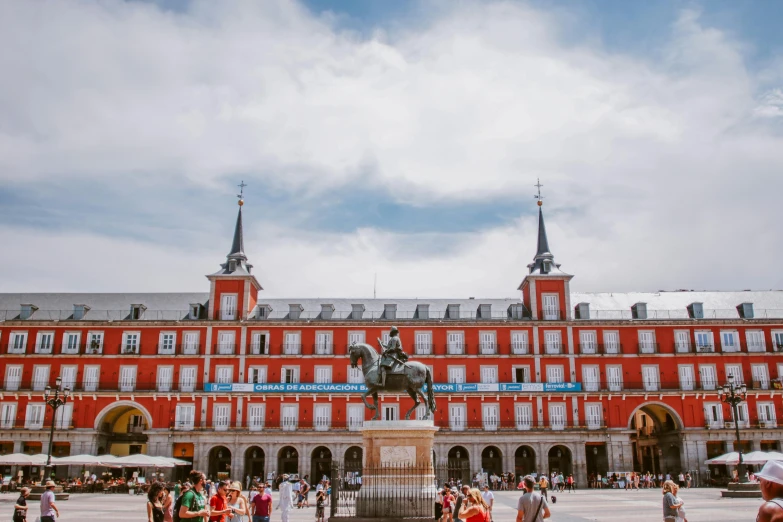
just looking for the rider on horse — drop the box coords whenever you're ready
[378,326,408,387]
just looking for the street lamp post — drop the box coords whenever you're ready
[719,374,747,484]
[43,376,70,484]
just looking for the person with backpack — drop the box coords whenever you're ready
[516,475,550,522]
[179,471,210,522]
[172,482,191,522]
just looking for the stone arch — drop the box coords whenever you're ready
[208,446,232,480]
[244,446,266,482]
[447,446,470,484]
[93,401,153,431]
[481,446,503,477]
[514,445,536,476]
[344,446,363,472]
[311,446,333,482]
[547,445,573,476]
[278,445,299,476]
[627,402,685,431]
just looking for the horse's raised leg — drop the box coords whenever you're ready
[361,387,377,413]
[371,392,380,420]
[416,389,429,419]
[404,388,420,420]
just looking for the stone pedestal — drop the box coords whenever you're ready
[28,485,69,501]
[354,420,438,522]
[721,482,762,498]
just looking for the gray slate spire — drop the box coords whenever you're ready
[527,205,560,275]
[213,198,253,276]
[228,206,245,260]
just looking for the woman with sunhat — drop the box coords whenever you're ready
[226,481,249,522]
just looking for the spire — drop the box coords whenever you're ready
[527,179,561,275]
[228,204,245,259]
[215,181,253,275]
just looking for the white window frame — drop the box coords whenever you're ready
[157,366,174,392]
[705,403,724,429]
[582,365,600,392]
[314,404,331,431]
[512,365,531,384]
[281,366,300,384]
[678,365,695,391]
[549,403,566,430]
[83,365,100,392]
[314,366,332,384]
[175,404,195,431]
[61,332,81,354]
[247,404,265,431]
[347,404,364,431]
[752,364,769,390]
[511,331,529,355]
[213,403,230,431]
[449,403,466,431]
[642,365,659,391]
[725,364,744,385]
[638,331,656,354]
[721,330,739,352]
[415,331,432,355]
[674,330,691,353]
[347,365,364,384]
[247,366,268,384]
[773,331,783,353]
[0,403,17,429]
[158,332,176,355]
[585,403,602,429]
[215,366,233,384]
[479,331,497,355]
[55,403,73,430]
[348,331,366,349]
[603,331,620,354]
[607,365,623,392]
[758,402,777,428]
[34,331,54,354]
[179,366,197,392]
[5,365,22,391]
[25,404,45,430]
[579,331,597,354]
[448,366,466,384]
[695,330,715,352]
[482,403,499,431]
[480,366,498,384]
[515,403,532,430]
[542,294,560,320]
[281,404,299,431]
[119,366,137,392]
[315,331,333,355]
[216,331,236,355]
[546,365,564,384]
[86,331,103,354]
[544,331,562,354]
[447,331,465,355]
[9,332,27,354]
[59,366,77,392]
[699,364,718,391]
[746,330,766,352]
[182,331,200,355]
[32,365,50,391]
[220,293,238,321]
[122,331,140,354]
[283,331,301,355]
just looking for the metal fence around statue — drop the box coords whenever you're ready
[329,461,472,519]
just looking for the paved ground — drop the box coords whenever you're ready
[0,487,763,521]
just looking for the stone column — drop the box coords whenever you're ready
[573,443,588,486]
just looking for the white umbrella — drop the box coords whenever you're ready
[705,451,740,465]
[0,453,53,465]
[54,454,120,468]
[155,456,191,466]
[740,451,783,465]
[111,454,175,468]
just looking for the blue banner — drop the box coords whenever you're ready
[203,382,582,393]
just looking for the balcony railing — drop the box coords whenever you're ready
[313,344,334,355]
[579,343,598,355]
[120,344,140,355]
[479,343,497,355]
[637,342,659,354]
[414,344,432,355]
[4,344,27,355]
[156,344,202,356]
[542,310,562,321]
[761,420,778,429]
[543,343,564,355]
[446,343,465,355]
[510,343,529,355]
[214,344,236,355]
[752,380,770,390]
[281,343,301,355]
[744,342,767,353]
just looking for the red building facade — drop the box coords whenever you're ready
[1,199,781,485]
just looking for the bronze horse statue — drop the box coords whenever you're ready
[349,342,436,420]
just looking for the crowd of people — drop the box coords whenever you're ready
[587,471,693,490]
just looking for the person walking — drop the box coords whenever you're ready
[441,486,455,522]
[147,482,166,522]
[458,488,490,522]
[537,475,549,501]
[481,485,494,521]
[756,460,783,522]
[276,474,294,522]
[227,482,248,522]
[209,480,233,522]
[315,489,326,522]
[516,476,550,522]
[39,481,60,522]
[12,486,29,522]
[249,481,271,522]
[672,484,686,522]
[162,485,175,522]
[179,470,210,522]
[662,480,683,522]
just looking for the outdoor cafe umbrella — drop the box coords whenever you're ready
[155,456,191,466]
[705,452,741,465]
[740,451,783,465]
[110,454,175,468]
[0,453,54,466]
[54,454,120,468]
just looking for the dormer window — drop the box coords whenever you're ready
[20,304,38,320]
[257,305,272,320]
[508,304,525,320]
[575,303,590,320]
[228,259,237,272]
[384,304,397,320]
[320,304,334,320]
[737,302,754,319]
[631,302,647,320]
[447,304,460,319]
[130,304,146,320]
[687,302,704,319]
[351,304,365,320]
[73,304,90,321]
[478,304,491,320]
[189,304,202,320]
[416,304,430,320]
[288,304,303,320]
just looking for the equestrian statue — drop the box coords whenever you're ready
[348,326,436,420]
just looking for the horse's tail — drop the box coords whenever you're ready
[426,366,436,414]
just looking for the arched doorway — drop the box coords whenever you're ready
[208,446,232,480]
[245,447,265,482]
[629,403,683,474]
[344,446,363,473]
[94,402,152,457]
[448,446,470,484]
[481,446,503,477]
[278,446,299,476]
[548,445,572,476]
[515,446,536,477]
[585,444,609,479]
[311,446,332,482]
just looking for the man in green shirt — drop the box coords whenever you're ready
[179,470,210,521]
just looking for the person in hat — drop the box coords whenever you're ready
[378,326,407,387]
[40,481,60,522]
[13,486,29,522]
[756,460,783,522]
[276,474,294,522]
[226,482,248,522]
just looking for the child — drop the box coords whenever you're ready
[315,490,326,522]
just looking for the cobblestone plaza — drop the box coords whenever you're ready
[0,488,761,522]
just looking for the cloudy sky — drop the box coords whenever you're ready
[1,0,782,298]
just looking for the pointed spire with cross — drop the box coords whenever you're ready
[527,178,562,275]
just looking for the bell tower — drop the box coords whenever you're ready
[518,180,573,320]
[207,182,262,320]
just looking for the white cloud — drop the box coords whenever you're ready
[0,1,782,294]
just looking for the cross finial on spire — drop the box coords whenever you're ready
[237,180,247,206]
[534,178,544,207]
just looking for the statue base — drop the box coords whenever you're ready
[354,420,438,520]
